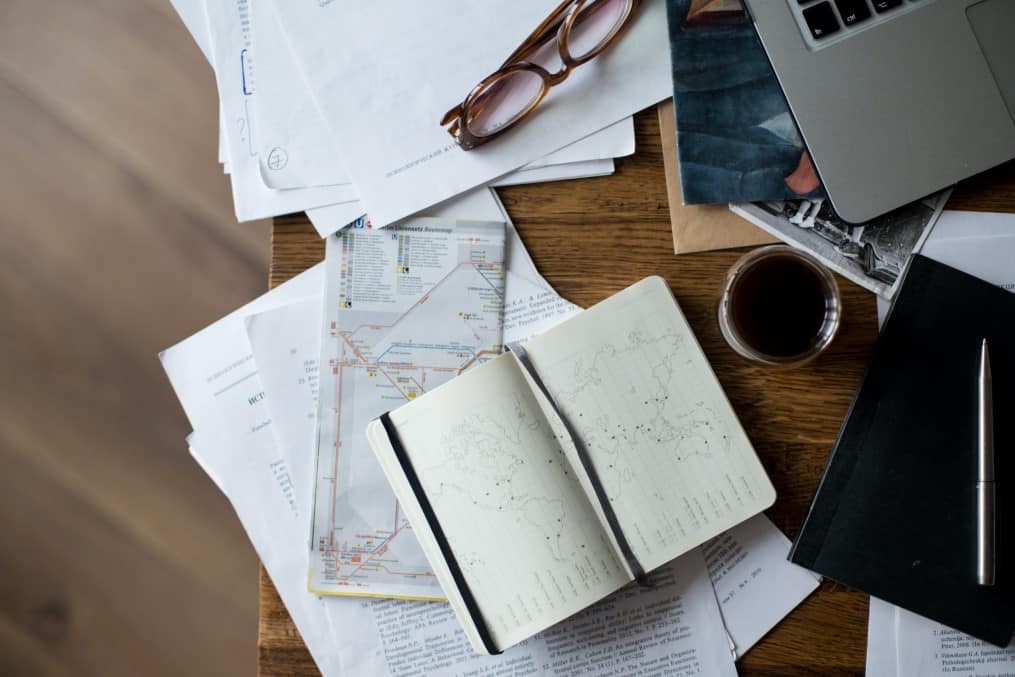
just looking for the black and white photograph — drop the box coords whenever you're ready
[731,192,951,299]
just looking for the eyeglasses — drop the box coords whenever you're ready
[441,0,640,151]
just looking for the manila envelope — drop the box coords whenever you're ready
[658,99,777,255]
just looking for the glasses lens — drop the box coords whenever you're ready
[567,0,632,60]
[465,69,547,138]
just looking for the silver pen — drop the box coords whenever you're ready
[977,338,996,587]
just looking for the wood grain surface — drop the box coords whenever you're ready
[0,2,269,675]
[262,108,1015,676]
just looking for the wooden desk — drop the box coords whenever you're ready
[260,108,1015,676]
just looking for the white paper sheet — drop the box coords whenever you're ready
[895,607,1015,676]
[253,0,633,190]
[524,118,634,169]
[191,432,342,677]
[929,209,1015,241]
[160,264,322,449]
[866,597,900,677]
[503,272,582,344]
[253,0,634,191]
[340,549,737,675]
[702,514,821,658]
[877,211,1015,325]
[495,158,615,186]
[245,298,322,522]
[161,265,340,676]
[203,0,361,221]
[269,0,671,226]
[250,0,350,190]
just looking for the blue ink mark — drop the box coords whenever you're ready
[240,48,254,96]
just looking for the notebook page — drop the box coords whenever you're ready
[384,352,631,652]
[523,276,776,573]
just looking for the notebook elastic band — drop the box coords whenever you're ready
[378,412,501,655]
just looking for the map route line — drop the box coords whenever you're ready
[457,349,502,372]
[474,267,505,296]
[338,331,370,365]
[328,355,347,531]
[373,341,476,364]
[330,519,407,582]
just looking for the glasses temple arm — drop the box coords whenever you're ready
[500,0,574,67]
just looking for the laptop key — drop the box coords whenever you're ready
[835,0,871,26]
[803,2,840,39]
[872,0,903,12]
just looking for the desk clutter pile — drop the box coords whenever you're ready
[160,0,1015,675]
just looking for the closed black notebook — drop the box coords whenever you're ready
[790,254,1015,647]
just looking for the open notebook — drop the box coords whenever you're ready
[366,276,776,654]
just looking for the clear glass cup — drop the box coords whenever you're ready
[718,245,841,367]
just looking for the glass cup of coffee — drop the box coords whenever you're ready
[718,245,841,367]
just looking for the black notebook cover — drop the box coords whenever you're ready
[789,255,1015,647]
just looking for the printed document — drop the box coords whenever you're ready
[866,597,1015,677]
[338,549,737,676]
[161,266,341,675]
[269,0,671,226]
[896,607,1015,676]
[246,297,322,521]
[504,273,582,343]
[249,0,349,190]
[703,513,820,657]
[202,0,360,221]
[249,0,631,191]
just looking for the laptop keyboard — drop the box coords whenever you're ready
[792,0,928,47]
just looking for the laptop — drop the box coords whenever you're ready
[744,0,1015,223]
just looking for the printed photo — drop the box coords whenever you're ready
[731,192,951,299]
[667,0,824,205]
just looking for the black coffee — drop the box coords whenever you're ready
[729,254,829,359]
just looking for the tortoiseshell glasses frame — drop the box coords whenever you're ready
[441,0,641,151]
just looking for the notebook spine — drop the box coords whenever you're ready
[378,412,501,655]
[507,342,648,584]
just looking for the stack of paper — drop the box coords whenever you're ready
[166,0,686,237]
[867,599,1015,676]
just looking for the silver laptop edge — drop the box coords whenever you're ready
[745,0,1015,223]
